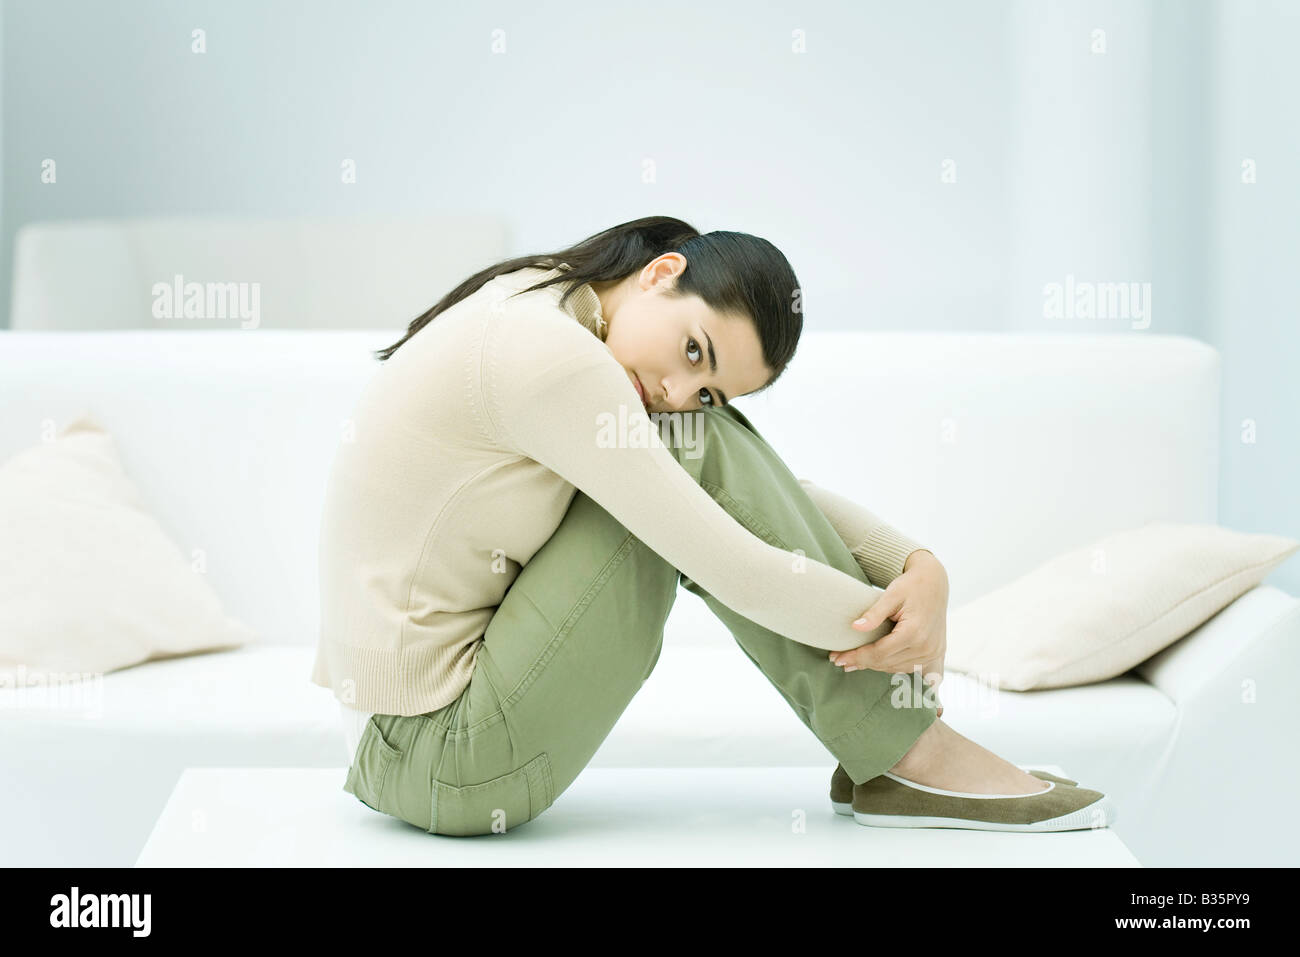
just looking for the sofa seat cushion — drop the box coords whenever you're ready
[0,640,1176,867]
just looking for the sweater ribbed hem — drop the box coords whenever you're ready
[852,524,929,588]
[310,635,479,717]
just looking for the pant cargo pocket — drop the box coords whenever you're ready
[344,716,403,814]
[429,752,554,836]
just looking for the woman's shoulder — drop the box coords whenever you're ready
[484,264,572,317]
[481,270,622,403]
[487,268,603,345]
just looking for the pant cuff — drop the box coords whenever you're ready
[826,674,939,785]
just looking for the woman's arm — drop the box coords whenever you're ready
[834,547,949,715]
[481,306,897,654]
[797,478,929,590]
[802,478,949,699]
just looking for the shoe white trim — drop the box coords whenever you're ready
[882,770,1057,799]
[853,796,1116,832]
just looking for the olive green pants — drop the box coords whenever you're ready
[343,404,938,836]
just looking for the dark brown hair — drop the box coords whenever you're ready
[373,215,804,393]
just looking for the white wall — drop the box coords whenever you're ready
[0,0,4,267]
[2,0,1296,591]
[0,0,1014,331]
[1204,0,1300,596]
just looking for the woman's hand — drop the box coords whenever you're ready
[829,550,949,717]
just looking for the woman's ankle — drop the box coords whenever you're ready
[889,716,946,775]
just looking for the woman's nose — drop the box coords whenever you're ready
[661,379,699,411]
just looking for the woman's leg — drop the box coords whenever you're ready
[343,484,681,836]
[343,403,937,836]
[659,404,938,786]
[663,407,1056,797]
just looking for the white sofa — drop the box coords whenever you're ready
[1,326,1297,869]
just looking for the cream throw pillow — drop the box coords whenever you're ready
[945,522,1299,691]
[0,414,253,680]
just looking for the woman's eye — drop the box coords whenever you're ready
[687,338,713,406]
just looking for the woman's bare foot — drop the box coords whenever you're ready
[888,718,1050,794]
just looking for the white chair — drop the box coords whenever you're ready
[8,215,509,331]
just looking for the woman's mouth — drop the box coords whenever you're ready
[632,373,647,408]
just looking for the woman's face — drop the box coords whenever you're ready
[595,254,773,415]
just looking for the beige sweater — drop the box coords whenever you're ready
[311,264,929,716]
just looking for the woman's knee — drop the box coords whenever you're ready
[660,406,774,484]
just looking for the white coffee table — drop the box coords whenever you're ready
[135,765,1140,867]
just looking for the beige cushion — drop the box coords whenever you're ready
[0,414,253,681]
[945,522,1299,691]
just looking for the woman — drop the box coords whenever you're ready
[311,215,1114,836]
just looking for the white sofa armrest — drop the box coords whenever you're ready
[1120,583,1300,865]
[1134,583,1300,706]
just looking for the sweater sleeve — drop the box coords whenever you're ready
[796,478,930,589]
[481,307,894,653]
